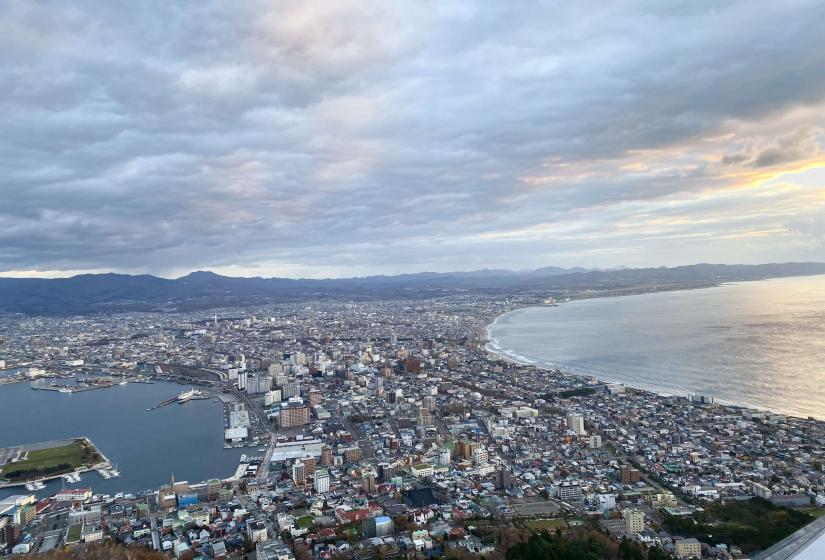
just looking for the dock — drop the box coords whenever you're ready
[147,397,178,410]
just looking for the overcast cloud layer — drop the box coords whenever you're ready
[2,1,825,278]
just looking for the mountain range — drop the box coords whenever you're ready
[1,262,824,315]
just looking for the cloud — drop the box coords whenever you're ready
[0,0,824,277]
[720,127,822,168]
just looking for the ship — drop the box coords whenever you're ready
[177,388,198,403]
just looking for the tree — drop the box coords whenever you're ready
[647,546,670,560]
[618,537,643,560]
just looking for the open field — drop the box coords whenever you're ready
[521,518,569,531]
[0,438,103,482]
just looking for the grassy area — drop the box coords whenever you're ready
[66,524,82,543]
[798,506,825,518]
[296,515,315,529]
[1,439,102,481]
[521,518,568,531]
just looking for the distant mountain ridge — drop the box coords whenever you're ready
[0,262,823,315]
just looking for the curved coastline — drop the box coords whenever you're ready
[484,306,682,393]
[483,299,819,421]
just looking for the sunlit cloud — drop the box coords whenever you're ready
[0,0,824,278]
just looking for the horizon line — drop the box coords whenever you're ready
[0,261,823,282]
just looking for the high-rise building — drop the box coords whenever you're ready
[496,467,513,490]
[364,515,394,538]
[264,390,282,406]
[417,408,434,426]
[557,481,582,504]
[279,402,310,428]
[300,456,316,477]
[377,463,397,482]
[623,509,645,535]
[342,447,362,464]
[237,370,248,391]
[314,468,330,494]
[246,372,269,394]
[320,446,333,466]
[620,465,641,485]
[282,382,300,399]
[566,413,586,434]
[362,471,378,494]
[206,478,221,501]
[471,445,488,465]
[292,461,306,485]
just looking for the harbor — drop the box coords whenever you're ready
[0,379,245,501]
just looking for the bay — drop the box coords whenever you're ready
[0,380,244,500]
[488,274,825,419]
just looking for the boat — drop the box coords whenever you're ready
[177,388,198,403]
[25,482,36,491]
[119,380,128,385]
[96,468,112,480]
[64,472,81,483]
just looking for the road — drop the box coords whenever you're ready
[257,434,276,484]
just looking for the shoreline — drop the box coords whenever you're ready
[0,378,244,498]
[0,437,112,490]
[481,279,824,423]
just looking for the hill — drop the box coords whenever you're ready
[0,262,823,315]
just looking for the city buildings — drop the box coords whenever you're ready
[314,468,330,494]
[1,294,824,559]
[623,508,645,535]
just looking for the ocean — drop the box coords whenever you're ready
[488,274,825,419]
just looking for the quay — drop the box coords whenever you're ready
[31,382,114,394]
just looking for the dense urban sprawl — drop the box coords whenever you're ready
[1,296,824,559]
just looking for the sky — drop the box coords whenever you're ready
[1,1,825,279]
